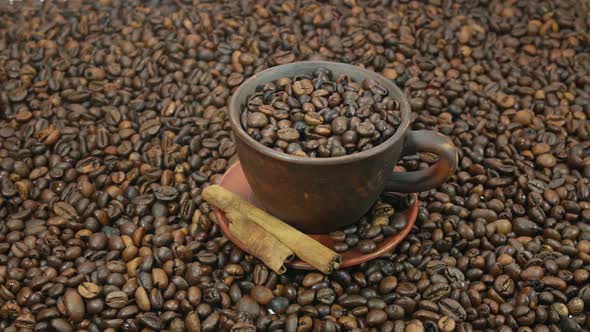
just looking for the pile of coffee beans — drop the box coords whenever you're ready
[329,193,414,254]
[1,0,589,331]
[242,70,402,157]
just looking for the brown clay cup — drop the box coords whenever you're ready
[229,61,458,233]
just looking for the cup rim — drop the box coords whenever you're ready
[229,61,411,166]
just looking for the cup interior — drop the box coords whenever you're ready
[229,61,412,165]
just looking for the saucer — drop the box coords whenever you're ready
[213,161,418,270]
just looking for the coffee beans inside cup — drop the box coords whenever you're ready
[241,69,403,157]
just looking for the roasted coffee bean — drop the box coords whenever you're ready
[439,298,467,322]
[268,297,289,314]
[423,283,451,301]
[333,242,348,252]
[231,322,257,332]
[51,318,73,332]
[379,276,398,294]
[86,299,104,315]
[236,296,260,318]
[340,294,367,308]
[105,291,128,309]
[438,316,456,332]
[14,311,35,329]
[63,288,85,322]
[136,287,151,311]
[78,282,101,299]
[250,286,273,305]
[140,312,163,330]
[358,240,377,253]
[316,288,336,305]
[185,311,201,331]
[366,309,388,326]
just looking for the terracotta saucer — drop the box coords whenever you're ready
[213,161,418,270]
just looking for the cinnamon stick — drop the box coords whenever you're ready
[203,185,341,273]
[225,209,294,274]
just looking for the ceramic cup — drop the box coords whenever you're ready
[229,61,458,233]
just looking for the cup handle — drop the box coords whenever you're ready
[385,130,458,193]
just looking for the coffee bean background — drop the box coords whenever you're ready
[0,0,589,331]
